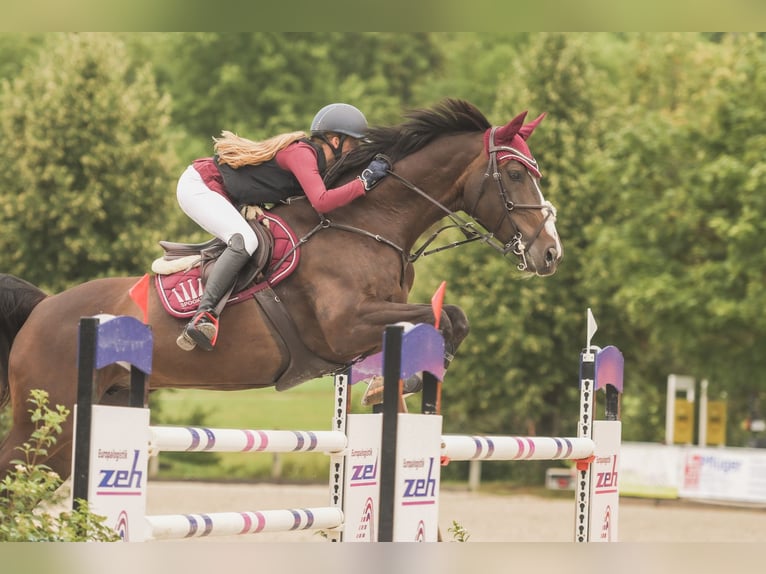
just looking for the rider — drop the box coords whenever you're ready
[176,103,391,352]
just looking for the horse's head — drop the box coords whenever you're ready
[466,111,562,276]
[323,100,562,276]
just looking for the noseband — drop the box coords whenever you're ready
[469,126,558,271]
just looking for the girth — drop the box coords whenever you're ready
[254,286,347,391]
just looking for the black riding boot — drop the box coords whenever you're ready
[177,233,251,351]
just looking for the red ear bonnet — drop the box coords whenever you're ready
[484,111,545,178]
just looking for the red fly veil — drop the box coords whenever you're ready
[483,111,546,178]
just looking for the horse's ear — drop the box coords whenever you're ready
[519,112,546,141]
[494,111,528,143]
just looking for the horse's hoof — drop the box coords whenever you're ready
[361,376,384,406]
[176,331,197,351]
[360,374,423,406]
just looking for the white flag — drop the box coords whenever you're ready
[586,308,598,349]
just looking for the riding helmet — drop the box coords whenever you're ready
[310,103,368,139]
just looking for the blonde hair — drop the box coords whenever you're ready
[213,130,308,168]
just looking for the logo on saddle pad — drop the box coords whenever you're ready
[160,273,205,313]
[154,213,300,318]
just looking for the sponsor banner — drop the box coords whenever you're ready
[620,443,766,504]
[343,414,382,542]
[679,447,766,503]
[80,405,151,541]
[393,414,442,542]
[589,420,621,542]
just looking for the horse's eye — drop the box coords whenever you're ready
[507,170,523,181]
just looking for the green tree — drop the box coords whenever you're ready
[0,33,181,292]
[413,33,531,112]
[585,33,766,442]
[150,33,444,159]
[0,33,45,82]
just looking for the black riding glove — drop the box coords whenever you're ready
[359,155,392,191]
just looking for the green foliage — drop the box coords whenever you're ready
[0,390,119,542]
[447,520,470,542]
[151,32,443,150]
[0,406,10,439]
[0,33,182,292]
[0,34,45,82]
[584,33,766,430]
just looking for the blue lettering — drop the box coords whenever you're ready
[351,464,377,481]
[97,450,143,489]
[403,458,437,498]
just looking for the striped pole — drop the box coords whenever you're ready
[149,427,346,454]
[146,507,344,540]
[441,435,595,461]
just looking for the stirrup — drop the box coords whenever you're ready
[176,330,197,352]
[183,310,219,352]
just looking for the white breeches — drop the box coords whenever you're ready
[176,165,259,255]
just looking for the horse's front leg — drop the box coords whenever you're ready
[440,304,470,368]
[331,300,469,360]
[327,301,469,406]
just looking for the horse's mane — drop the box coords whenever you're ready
[325,99,491,186]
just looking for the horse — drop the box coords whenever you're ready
[0,99,562,480]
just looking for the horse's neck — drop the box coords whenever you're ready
[379,136,482,247]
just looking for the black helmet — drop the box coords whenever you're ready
[310,103,368,139]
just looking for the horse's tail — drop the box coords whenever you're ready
[0,274,48,408]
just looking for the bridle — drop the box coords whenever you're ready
[465,126,559,271]
[393,126,558,271]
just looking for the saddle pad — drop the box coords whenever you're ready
[155,213,300,318]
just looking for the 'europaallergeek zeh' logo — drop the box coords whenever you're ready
[96,449,143,495]
[349,448,378,487]
[401,457,437,506]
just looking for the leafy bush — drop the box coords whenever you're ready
[0,390,119,541]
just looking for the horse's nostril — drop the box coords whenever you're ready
[546,247,558,265]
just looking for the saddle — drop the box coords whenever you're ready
[153,210,344,391]
[152,210,298,318]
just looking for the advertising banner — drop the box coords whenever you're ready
[392,413,442,542]
[588,420,621,541]
[72,404,151,541]
[619,443,681,499]
[342,413,382,542]
[679,447,766,503]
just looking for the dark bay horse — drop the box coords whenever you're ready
[0,99,562,479]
